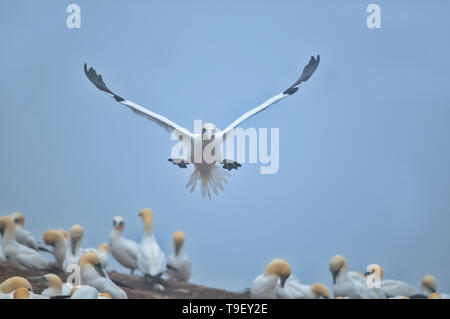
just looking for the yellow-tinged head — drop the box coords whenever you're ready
[70,286,80,296]
[329,255,349,285]
[264,258,291,287]
[43,230,65,246]
[98,243,109,252]
[428,293,442,299]
[13,287,31,299]
[11,212,25,227]
[173,230,185,254]
[70,224,84,239]
[310,283,330,299]
[0,277,32,293]
[78,252,107,278]
[422,275,437,293]
[139,208,154,232]
[0,216,16,238]
[365,264,385,280]
[99,292,112,299]
[43,274,63,289]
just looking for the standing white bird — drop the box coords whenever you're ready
[0,277,33,299]
[43,229,68,266]
[250,258,292,299]
[0,216,52,271]
[365,264,418,298]
[137,209,167,282]
[109,216,139,275]
[84,55,320,199]
[167,230,191,282]
[29,274,73,297]
[78,252,127,299]
[329,255,382,299]
[63,224,85,272]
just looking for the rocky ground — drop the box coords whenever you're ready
[0,265,250,299]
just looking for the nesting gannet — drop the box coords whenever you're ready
[329,255,382,299]
[10,212,38,250]
[0,277,32,299]
[109,216,139,275]
[0,216,52,271]
[78,252,127,299]
[84,55,320,199]
[250,258,292,299]
[29,274,73,297]
[62,224,84,272]
[167,230,191,282]
[137,209,167,280]
[421,275,450,299]
[12,287,48,299]
[365,264,417,298]
[70,285,99,299]
[278,278,331,299]
[43,230,68,265]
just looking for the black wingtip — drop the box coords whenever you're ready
[283,54,320,95]
[84,63,125,102]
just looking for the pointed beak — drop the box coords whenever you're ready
[94,263,106,278]
[71,238,78,255]
[0,228,4,237]
[332,271,338,285]
[29,276,47,283]
[280,277,287,288]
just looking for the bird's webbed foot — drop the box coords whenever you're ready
[168,158,190,168]
[221,159,241,171]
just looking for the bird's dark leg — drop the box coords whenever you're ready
[168,158,189,168]
[221,159,241,171]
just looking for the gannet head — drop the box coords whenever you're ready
[422,275,437,294]
[69,224,84,255]
[329,255,348,284]
[78,252,107,278]
[202,123,217,141]
[112,216,125,233]
[310,283,331,299]
[13,287,31,299]
[0,216,16,238]
[0,277,32,293]
[364,264,385,280]
[428,292,442,299]
[97,243,109,252]
[138,208,154,233]
[11,212,25,227]
[173,230,185,255]
[264,258,291,288]
[99,292,112,299]
[43,230,65,246]
[29,274,62,290]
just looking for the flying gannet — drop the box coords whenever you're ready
[0,216,52,271]
[109,216,139,275]
[167,230,191,282]
[78,252,127,299]
[137,209,167,283]
[84,55,320,199]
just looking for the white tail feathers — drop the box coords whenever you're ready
[186,165,231,200]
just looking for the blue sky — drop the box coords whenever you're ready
[1,1,450,292]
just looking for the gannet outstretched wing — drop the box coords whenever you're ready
[84,64,194,139]
[215,55,320,138]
